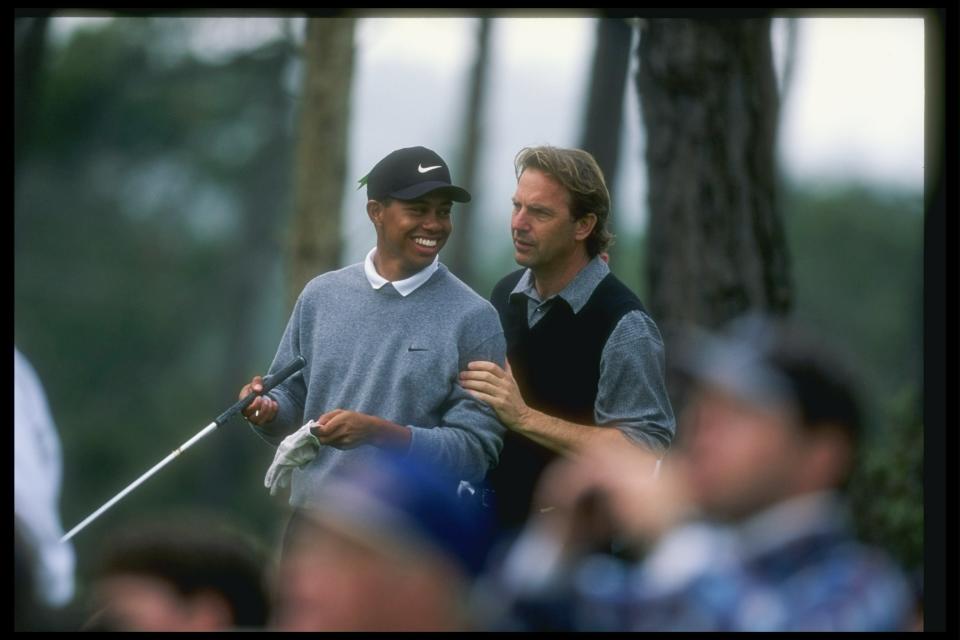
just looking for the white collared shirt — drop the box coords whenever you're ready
[363,247,438,297]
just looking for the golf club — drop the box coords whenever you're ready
[60,355,306,543]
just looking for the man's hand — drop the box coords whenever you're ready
[239,376,279,425]
[459,360,531,430]
[312,409,411,451]
[536,439,693,546]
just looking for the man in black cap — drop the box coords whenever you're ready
[236,147,506,546]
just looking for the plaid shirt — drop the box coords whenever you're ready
[494,492,914,632]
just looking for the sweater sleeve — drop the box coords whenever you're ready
[595,310,676,455]
[248,294,308,448]
[405,314,507,483]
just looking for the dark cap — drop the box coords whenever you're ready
[675,313,863,441]
[363,146,471,203]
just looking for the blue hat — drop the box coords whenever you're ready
[305,451,492,577]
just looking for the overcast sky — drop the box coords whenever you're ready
[48,14,926,263]
[344,15,926,263]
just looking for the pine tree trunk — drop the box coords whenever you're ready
[637,19,791,333]
[443,17,491,288]
[580,17,634,204]
[288,18,355,310]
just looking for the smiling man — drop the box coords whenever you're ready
[459,146,675,535]
[238,147,506,546]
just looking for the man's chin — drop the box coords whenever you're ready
[513,252,535,267]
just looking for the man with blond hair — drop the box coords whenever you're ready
[460,146,675,534]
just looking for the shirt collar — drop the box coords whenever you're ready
[363,247,439,297]
[510,255,610,313]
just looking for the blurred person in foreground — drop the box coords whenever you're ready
[14,346,76,626]
[479,313,914,631]
[83,513,270,631]
[459,146,674,538]
[270,450,492,631]
[237,146,505,547]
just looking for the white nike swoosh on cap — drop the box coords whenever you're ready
[418,163,442,173]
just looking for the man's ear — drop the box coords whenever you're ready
[575,213,598,242]
[367,200,383,227]
[798,425,855,491]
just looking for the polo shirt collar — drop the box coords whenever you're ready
[363,247,438,297]
[510,255,610,314]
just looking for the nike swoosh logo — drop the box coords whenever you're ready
[418,164,442,173]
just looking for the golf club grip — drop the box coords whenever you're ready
[215,355,306,426]
[261,355,307,393]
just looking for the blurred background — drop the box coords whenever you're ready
[14,10,929,611]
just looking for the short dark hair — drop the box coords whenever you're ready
[96,514,270,628]
[766,328,864,446]
[687,313,865,446]
[514,146,614,257]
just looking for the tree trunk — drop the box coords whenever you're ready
[637,18,791,334]
[443,17,491,288]
[288,18,355,310]
[579,17,634,205]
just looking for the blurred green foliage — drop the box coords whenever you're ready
[15,18,297,604]
[781,181,923,573]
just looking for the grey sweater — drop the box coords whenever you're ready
[251,262,506,508]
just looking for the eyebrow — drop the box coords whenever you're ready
[516,200,555,216]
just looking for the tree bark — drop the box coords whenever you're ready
[637,19,791,333]
[579,17,634,205]
[288,18,355,310]
[443,17,491,288]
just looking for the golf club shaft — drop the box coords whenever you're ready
[60,421,218,543]
[60,355,306,543]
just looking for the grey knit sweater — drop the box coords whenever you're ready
[250,262,506,508]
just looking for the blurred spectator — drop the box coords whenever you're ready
[84,513,270,631]
[14,347,75,611]
[270,450,493,631]
[480,313,914,631]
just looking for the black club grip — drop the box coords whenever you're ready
[215,356,306,426]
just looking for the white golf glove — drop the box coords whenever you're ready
[264,420,321,496]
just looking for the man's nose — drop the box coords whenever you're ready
[421,210,444,229]
[512,208,530,232]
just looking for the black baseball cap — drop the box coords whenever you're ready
[362,146,471,203]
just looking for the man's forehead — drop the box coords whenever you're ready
[515,170,571,204]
